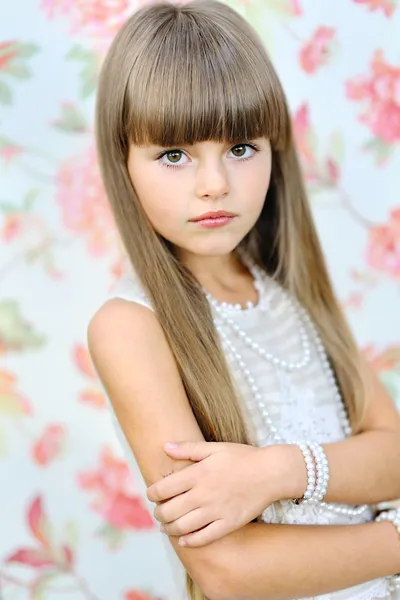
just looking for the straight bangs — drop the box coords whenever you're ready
[124,6,290,150]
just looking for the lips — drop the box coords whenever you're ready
[190,210,236,222]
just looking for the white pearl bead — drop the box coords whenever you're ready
[211,261,369,519]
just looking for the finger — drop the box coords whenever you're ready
[179,519,228,548]
[162,509,210,537]
[147,472,192,503]
[164,441,216,461]
[154,492,196,524]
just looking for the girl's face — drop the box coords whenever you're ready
[127,138,272,262]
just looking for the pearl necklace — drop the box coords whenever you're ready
[203,258,369,518]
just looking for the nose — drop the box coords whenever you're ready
[195,160,230,200]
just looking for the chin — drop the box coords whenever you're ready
[188,238,243,257]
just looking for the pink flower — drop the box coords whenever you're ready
[56,145,118,257]
[346,50,400,143]
[41,0,133,47]
[363,345,400,372]
[40,0,71,17]
[78,448,154,530]
[290,0,303,15]
[2,213,24,242]
[32,424,66,466]
[0,142,23,163]
[73,344,97,378]
[6,497,75,570]
[342,292,363,310]
[293,104,314,166]
[125,592,163,600]
[366,208,400,278]
[299,27,336,74]
[0,41,18,70]
[1,212,44,245]
[326,157,340,184]
[292,104,323,184]
[73,344,106,408]
[353,0,397,17]
[0,370,33,414]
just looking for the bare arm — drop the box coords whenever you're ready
[323,430,400,505]
[87,299,400,600]
[204,519,399,600]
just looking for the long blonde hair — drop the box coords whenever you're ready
[95,2,365,598]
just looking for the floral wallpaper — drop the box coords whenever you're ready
[1,0,399,598]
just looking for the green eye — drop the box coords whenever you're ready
[231,145,247,157]
[166,151,182,163]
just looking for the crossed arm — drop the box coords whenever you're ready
[88,298,400,600]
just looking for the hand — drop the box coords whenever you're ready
[147,441,305,547]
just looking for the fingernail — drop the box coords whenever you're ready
[160,525,165,533]
[165,443,178,450]
[179,538,187,547]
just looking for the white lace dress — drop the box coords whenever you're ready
[105,267,399,600]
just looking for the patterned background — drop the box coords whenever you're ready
[1,1,399,598]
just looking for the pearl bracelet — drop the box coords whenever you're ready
[307,442,330,503]
[291,442,316,503]
[290,441,330,505]
[376,509,400,592]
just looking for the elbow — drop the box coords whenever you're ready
[170,539,237,600]
[193,565,231,600]
[195,558,244,600]
[178,536,253,600]
[199,580,237,600]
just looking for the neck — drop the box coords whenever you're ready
[176,248,258,307]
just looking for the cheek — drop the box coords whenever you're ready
[130,165,165,214]
[130,169,182,232]
[241,166,271,214]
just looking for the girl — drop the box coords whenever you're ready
[88,1,400,599]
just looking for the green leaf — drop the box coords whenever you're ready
[66,45,94,62]
[364,137,394,165]
[63,521,78,550]
[16,42,40,59]
[5,63,31,79]
[329,131,345,163]
[32,573,62,600]
[53,103,88,133]
[66,45,99,98]
[0,202,16,213]
[81,71,97,98]
[0,42,18,61]
[0,135,15,148]
[0,300,46,353]
[0,80,12,105]
[23,189,40,211]
[97,522,125,549]
[26,245,44,263]
[0,394,28,418]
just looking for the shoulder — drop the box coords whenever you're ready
[87,297,166,375]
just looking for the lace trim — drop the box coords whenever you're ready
[301,578,390,600]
